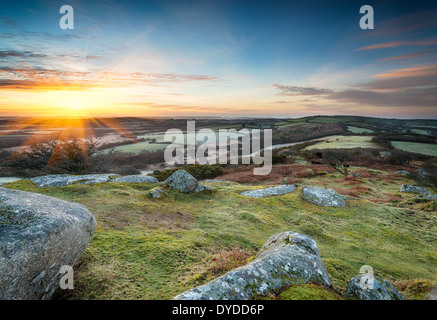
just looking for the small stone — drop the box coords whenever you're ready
[150,188,164,198]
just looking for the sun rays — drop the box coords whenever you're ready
[0,116,138,171]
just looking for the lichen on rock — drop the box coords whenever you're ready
[0,187,97,300]
[400,184,431,196]
[240,185,298,198]
[173,231,331,300]
[302,186,346,207]
[344,274,404,300]
[165,169,211,193]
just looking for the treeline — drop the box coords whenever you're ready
[0,138,166,177]
[272,123,344,145]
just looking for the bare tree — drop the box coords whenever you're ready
[324,149,352,176]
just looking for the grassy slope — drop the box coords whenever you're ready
[304,135,377,150]
[3,166,436,300]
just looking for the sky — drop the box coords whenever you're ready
[0,0,436,118]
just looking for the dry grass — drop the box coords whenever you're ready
[208,247,252,275]
[219,164,335,184]
[180,247,253,288]
[349,157,416,172]
[335,186,373,198]
[394,279,436,300]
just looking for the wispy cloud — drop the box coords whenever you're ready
[1,16,17,28]
[273,64,437,109]
[356,39,437,51]
[272,84,333,96]
[364,10,437,38]
[0,66,221,90]
[379,49,437,61]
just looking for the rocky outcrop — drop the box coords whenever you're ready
[396,170,410,176]
[302,186,346,207]
[165,170,210,193]
[0,188,96,300]
[240,185,298,198]
[400,184,431,196]
[173,232,331,300]
[344,275,404,300]
[30,174,116,187]
[112,175,158,183]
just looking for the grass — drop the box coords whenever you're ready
[258,283,343,300]
[2,165,437,300]
[304,135,377,150]
[391,141,437,157]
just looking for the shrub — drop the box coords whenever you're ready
[271,152,287,164]
[152,164,224,181]
[387,151,413,165]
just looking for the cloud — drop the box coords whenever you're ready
[0,50,49,59]
[326,87,437,108]
[113,102,249,114]
[369,66,437,79]
[364,10,437,38]
[354,66,437,90]
[273,65,437,109]
[356,39,437,51]
[379,49,437,61]
[1,17,17,28]
[272,84,333,96]
[0,66,221,90]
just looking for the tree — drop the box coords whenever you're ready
[324,149,352,176]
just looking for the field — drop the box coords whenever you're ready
[102,141,170,153]
[347,126,374,134]
[304,135,377,150]
[411,129,432,136]
[3,164,436,300]
[391,141,437,157]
